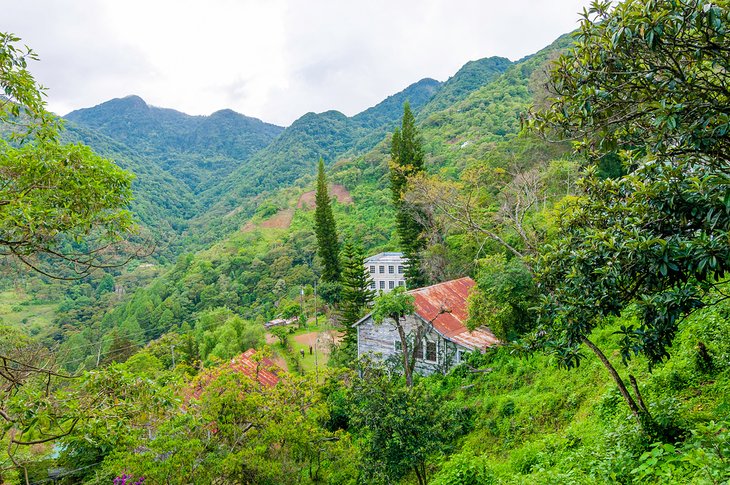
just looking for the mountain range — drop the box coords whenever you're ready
[61,54,516,250]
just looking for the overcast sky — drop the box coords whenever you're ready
[6,0,592,126]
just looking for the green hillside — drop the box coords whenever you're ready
[4,1,730,482]
[65,95,284,192]
[189,77,443,244]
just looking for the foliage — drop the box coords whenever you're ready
[390,102,429,287]
[96,364,357,484]
[372,286,418,386]
[468,254,537,341]
[338,240,374,358]
[530,0,730,431]
[314,159,340,282]
[314,158,341,282]
[1,32,136,279]
[348,361,466,485]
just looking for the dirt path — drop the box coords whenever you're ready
[293,330,344,354]
[242,208,294,232]
[297,184,353,209]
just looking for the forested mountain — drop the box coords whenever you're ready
[189,77,443,241]
[50,34,567,366]
[416,55,512,119]
[7,2,730,481]
[61,123,196,236]
[66,95,284,191]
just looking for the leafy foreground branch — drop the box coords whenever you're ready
[529,0,730,435]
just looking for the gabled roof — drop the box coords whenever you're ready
[228,349,280,387]
[411,277,499,351]
[354,277,499,351]
[189,349,280,401]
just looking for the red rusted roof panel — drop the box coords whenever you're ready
[410,277,499,351]
[189,348,280,400]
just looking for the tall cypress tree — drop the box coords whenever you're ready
[390,102,428,288]
[314,158,340,282]
[339,240,375,355]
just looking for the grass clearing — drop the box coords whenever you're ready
[0,290,58,335]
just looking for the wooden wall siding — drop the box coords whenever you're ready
[357,314,466,376]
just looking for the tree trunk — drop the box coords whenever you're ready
[629,374,651,418]
[580,335,648,429]
[394,317,413,388]
[413,463,426,485]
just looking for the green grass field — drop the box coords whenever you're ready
[268,319,340,375]
[0,290,58,335]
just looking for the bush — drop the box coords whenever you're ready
[431,452,496,485]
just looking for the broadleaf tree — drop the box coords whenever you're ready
[0,32,137,279]
[371,286,417,387]
[0,32,139,477]
[529,0,730,432]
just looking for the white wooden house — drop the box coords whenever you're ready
[354,277,499,375]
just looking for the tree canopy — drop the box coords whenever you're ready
[0,32,136,279]
[530,0,730,431]
[314,158,340,283]
[390,102,428,288]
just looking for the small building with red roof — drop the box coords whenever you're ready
[354,277,499,375]
[189,348,280,401]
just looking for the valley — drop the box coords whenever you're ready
[2,1,730,483]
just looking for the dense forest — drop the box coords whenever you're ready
[2,0,730,483]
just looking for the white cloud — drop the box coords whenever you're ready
[5,0,591,126]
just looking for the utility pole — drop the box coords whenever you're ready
[314,280,318,328]
[96,339,103,367]
[314,335,320,384]
[300,286,305,328]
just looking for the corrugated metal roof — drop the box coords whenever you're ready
[189,349,280,400]
[410,277,499,351]
[229,349,280,388]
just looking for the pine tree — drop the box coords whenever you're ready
[339,241,375,355]
[314,158,340,282]
[390,102,428,288]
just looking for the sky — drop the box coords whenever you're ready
[6,0,592,126]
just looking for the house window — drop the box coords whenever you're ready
[425,341,437,363]
[394,340,402,352]
[379,281,385,289]
[398,280,405,287]
[379,266,385,274]
[369,265,375,273]
[414,340,423,360]
[388,281,395,289]
[388,265,395,274]
[456,350,465,363]
[370,281,376,289]
[398,265,404,274]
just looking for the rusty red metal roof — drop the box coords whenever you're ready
[409,277,499,351]
[189,348,280,401]
[228,348,280,388]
